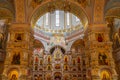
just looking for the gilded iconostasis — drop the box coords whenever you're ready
[0,0,120,80]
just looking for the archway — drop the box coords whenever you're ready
[8,69,19,80]
[54,72,62,80]
[71,39,85,53]
[105,1,120,79]
[100,70,111,80]
[30,0,89,30]
[30,1,89,80]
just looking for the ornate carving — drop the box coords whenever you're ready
[94,0,105,23]
[15,0,25,23]
[11,52,20,65]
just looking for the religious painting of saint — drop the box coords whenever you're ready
[40,60,43,65]
[46,74,51,80]
[11,53,20,65]
[48,56,51,63]
[35,64,38,70]
[77,57,80,63]
[37,75,43,80]
[47,65,51,70]
[113,33,120,48]
[99,53,108,65]
[35,57,39,63]
[96,33,104,42]
[101,71,111,80]
[64,56,68,63]
[10,74,17,80]
[73,59,76,65]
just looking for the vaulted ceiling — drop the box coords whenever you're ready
[0,0,120,23]
[105,0,120,18]
[0,0,15,21]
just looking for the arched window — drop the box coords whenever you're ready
[46,13,49,25]
[56,11,60,26]
[66,13,70,26]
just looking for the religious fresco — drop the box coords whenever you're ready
[14,33,24,42]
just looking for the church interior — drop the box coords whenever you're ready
[0,0,120,80]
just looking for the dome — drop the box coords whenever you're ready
[34,10,84,37]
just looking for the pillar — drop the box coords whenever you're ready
[2,23,33,80]
[85,24,118,80]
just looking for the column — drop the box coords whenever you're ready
[84,24,118,80]
[84,0,118,80]
[2,23,33,80]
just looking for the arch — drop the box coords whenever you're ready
[0,8,14,22]
[7,67,19,76]
[30,0,89,30]
[105,8,120,19]
[105,0,120,13]
[54,72,62,80]
[47,55,51,63]
[100,69,112,80]
[6,68,20,80]
[45,73,52,80]
[105,0,120,18]
[34,39,44,49]
[71,39,84,50]
[49,45,66,54]
[99,68,113,76]
[8,70,18,80]
[64,55,68,63]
